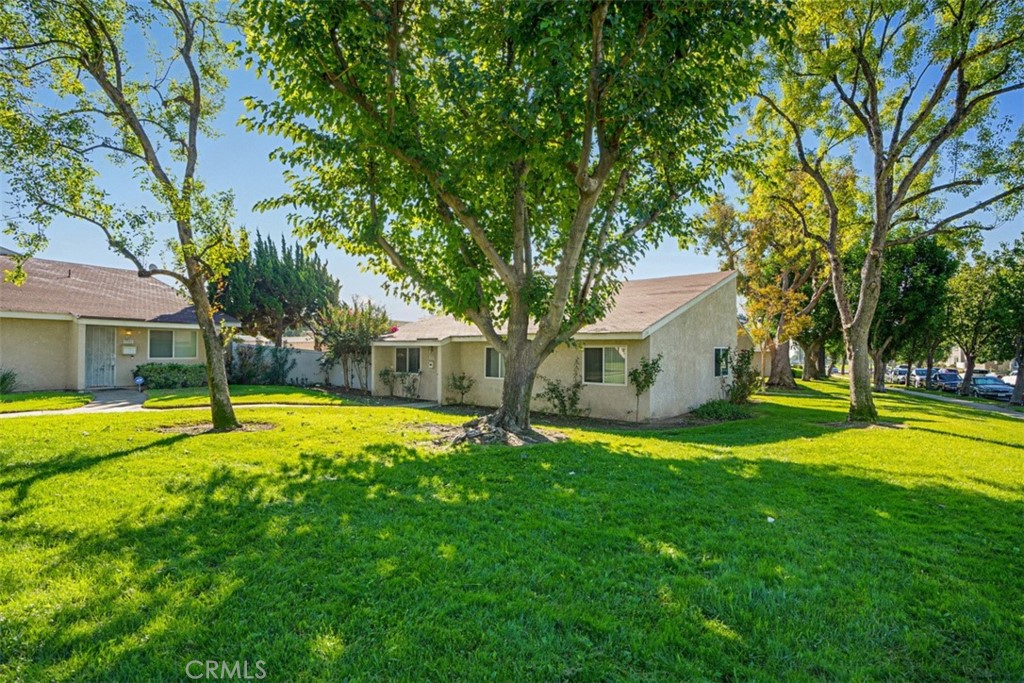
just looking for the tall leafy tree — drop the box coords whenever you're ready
[213,233,341,347]
[241,0,789,432]
[312,297,393,391]
[947,254,1001,395]
[756,0,1024,421]
[0,0,245,429]
[991,238,1024,404]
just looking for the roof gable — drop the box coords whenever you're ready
[1,255,232,325]
[379,271,736,343]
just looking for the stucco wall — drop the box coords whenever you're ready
[648,277,737,418]
[372,344,438,401]
[111,325,207,387]
[448,339,652,421]
[0,318,76,391]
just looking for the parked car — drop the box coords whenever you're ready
[887,366,908,383]
[910,368,931,388]
[1002,370,1019,387]
[933,371,962,392]
[967,375,1014,401]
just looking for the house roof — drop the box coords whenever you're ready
[1,255,236,326]
[379,270,736,344]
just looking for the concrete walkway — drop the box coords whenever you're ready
[888,387,1024,420]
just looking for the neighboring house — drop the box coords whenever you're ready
[944,346,1015,375]
[0,254,236,391]
[371,271,737,421]
[735,321,768,377]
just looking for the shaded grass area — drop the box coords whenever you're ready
[893,384,1024,413]
[0,391,93,414]
[143,384,353,409]
[0,382,1022,680]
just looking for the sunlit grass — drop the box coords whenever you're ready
[0,380,1021,680]
[0,391,92,413]
[143,384,353,409]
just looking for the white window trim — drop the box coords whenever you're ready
[147,329,198,361]
[395,347,422,374]
[581,346,628,386]
[714,347,730,378]
[484,347,506,379]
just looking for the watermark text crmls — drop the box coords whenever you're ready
[185,660,267,680]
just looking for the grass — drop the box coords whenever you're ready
[143,384,353,409]
[0,391,93,413]
[0,381,1022,680]
[892,383,1024,413]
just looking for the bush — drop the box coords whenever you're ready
[447,372,475,404]
[535,375,588,419]
[228,345,297,385]
[727,348,763,404]
[378,368,398,397]
[0,367,17,394]
[134,363,207,389]
[690,399,753,422]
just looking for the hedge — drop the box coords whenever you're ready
[134,363,207,389]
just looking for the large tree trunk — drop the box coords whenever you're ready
[802,341,820,380]
[767,338,797,389]
[959,354,976,396]
[904,356,914,387]
[925,349,935,390]
[186,277,238,430]
[871,348,886,392]
[847,321,879,421]
[494,341,542,431]
[1012,336,1024,405]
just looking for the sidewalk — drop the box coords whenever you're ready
[888,387,1024,420]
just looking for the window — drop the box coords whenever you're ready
[396,347,421,373]
[485,347,505,378]
[714,347,730,377]
[583,347,627,385]
[149,330,198,359]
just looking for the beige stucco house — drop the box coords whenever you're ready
[0,253,235,391]
[372,271,738,421]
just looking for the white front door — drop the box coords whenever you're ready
[85,326,116,387]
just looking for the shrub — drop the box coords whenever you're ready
[628,354,664,422]
[399,373,419,399]
[535,374,588,419]
[134,363,207,389]
[690,399,753,421]
[0,367,17,394]
[726,348,763,404]
[228,344,296,385]
[447,372,475,404]
[377,368,398,397]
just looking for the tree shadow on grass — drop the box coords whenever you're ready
[3,439,1023,681]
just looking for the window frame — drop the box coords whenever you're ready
[581,346,628,386]
[148,329,199,360]
[484,347,505,379]
[714,347,730,378]
[395,346,421,374]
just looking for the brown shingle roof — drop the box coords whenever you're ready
[0,255,234,325]
[381,271,735,343]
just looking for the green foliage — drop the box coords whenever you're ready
[447,372,476,405]
[535,372,587,419]
[212,233,341,345]
[947,255,1002,363]
[990,239,1024,367]
[0,367,17,394]
[727,348,763,404]
[690,399,753,421]
[628,354,663,422]
[228,345,297,386]
[134,363,207,390]
[313,298,392,390]
[377,368,398,398]
[399,373,419,400]
[0,391,92,413]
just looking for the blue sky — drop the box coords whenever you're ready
[2,37,1020,321]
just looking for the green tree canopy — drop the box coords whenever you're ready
[213,233,341,346]
[240,0,789,432]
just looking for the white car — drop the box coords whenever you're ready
[1003,371,1019,387]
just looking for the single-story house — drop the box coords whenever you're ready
[371,271,738,421]
[0,252,236,391]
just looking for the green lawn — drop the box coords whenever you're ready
[895,384,1024,412]
[0,391,93,413]
[1,381,1022,680]
[143,384,352,409]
